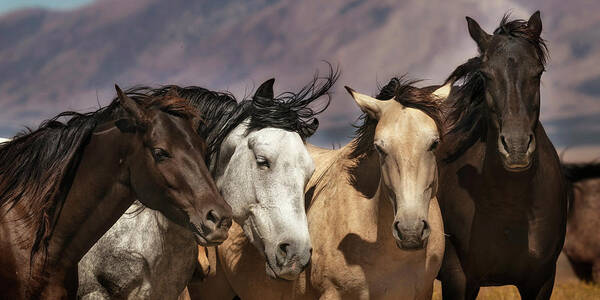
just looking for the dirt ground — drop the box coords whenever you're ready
[432,253,600,299]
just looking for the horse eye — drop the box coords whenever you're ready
[256,156,270,169]
[152,148,170,162]
[429,139,440,152]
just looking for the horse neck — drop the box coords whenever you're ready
[40,126,136,287]
[319,145,395,243]
[356,152,396,241]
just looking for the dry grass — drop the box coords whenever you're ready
[432,280,600,299]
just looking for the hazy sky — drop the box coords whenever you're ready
[0,0,92,15]
[0,0,597,162]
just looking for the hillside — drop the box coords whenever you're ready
[0,0,598,158]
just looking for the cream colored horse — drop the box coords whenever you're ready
[189,79,449,300]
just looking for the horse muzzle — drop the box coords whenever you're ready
[498,132,535,172]
[264,241,312,280]
[393,219,430,250]
[191,210,232,246]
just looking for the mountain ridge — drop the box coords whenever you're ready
[0,0,598,160]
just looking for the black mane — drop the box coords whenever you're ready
[442,13,549,162]
[349,76,443,159]
[133,65,339,164]
[0,108,118,266]
[563,162,600,183]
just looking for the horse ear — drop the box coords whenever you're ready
[345,86,383,119]
[466,16,490,52]
[115,84,146,124]
[527,11,542,37]
[432,81,452,101]
[254,78,275,99]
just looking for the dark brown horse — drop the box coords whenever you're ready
[562,162,600,283]
[0,86,232,299]
[436,11,568,299]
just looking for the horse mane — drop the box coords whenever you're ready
[122,89,199,120]
[563,162,600,183]
[130,86,248,164]
[249,65,339,139]
[135,65,339,164]
[349,76,444,159]
[442,13,549,162]
[0,91,196,266]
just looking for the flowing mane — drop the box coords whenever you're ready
[563,162,600,183]
[0,92,196,265]
[442,13,549,162]
[349,77,443,159]
[127,66,339,164]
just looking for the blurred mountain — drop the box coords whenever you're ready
[0,0,598,159]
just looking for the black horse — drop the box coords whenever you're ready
[436,11,568,299]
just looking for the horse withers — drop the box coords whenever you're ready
[0,85,231,299]
[437,11,568,299]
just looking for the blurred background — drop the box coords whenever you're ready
[0,0,598,162]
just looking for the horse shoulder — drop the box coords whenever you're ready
[78,204,165,298]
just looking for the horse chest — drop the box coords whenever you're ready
[307,198,443,299]
[464,199,562,283]
[312,246,427,299]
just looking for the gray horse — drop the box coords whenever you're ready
[78,71,338,299]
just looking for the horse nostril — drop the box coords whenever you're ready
[527,134,534,149]
[393,221,403,240]
[206,210,218,225]
[276,242,291,266]
[421,220,430,239]
[500,135,509,153]
[279,243,290,255]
